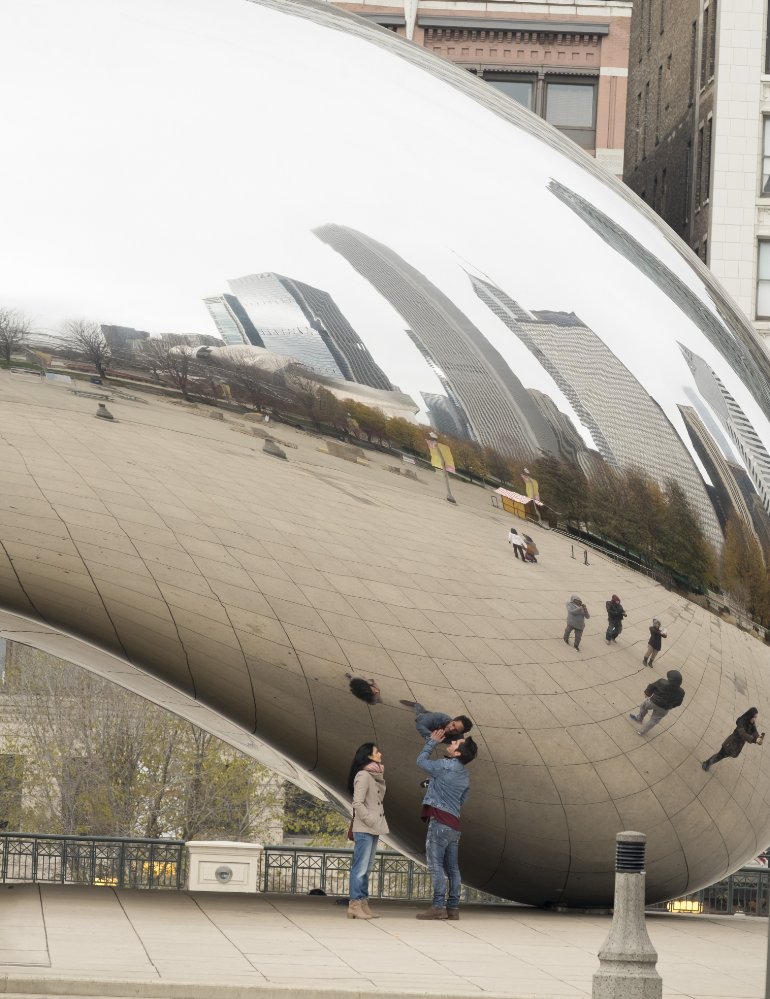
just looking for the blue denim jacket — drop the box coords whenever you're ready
[417,739,469,818]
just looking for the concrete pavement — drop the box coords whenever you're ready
[1,885,765,998]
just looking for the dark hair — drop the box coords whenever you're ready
[457,737,478,766]
[737,707,759,729]
[453,715,473,734]
[349,678,378,704]
[347,742,376,795]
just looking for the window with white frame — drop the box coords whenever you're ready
[757,240,770,319]
[762,117,770,195]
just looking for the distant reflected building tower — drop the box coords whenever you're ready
[274,276,393,390]
[224,273,344,379]
[678,404,760,549]
[471,275,724,548]
[680,344,770,519]
[314,223,557,460]
[203,295,259,347]
[421,392,470,440]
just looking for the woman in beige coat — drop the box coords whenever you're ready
[346,742,388,919]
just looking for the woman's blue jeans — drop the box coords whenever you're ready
[425,819,461,910]
[349,832,379,900]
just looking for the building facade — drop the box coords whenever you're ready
[624,0,770,352]
[329,0,632,175]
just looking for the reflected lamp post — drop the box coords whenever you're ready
[429,431,457,505]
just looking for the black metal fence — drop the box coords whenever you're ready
[651,867,770,916]
[0,832,185,889]
[260,845,503,903]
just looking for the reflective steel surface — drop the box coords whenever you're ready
[1,0,770,906]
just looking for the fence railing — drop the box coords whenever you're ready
[0,832,185,889]
[1,833,768,913]
[260,845,504,903]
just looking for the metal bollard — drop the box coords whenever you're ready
[583,549,590,566]
[571,545,575,559]
[592,831,662,999]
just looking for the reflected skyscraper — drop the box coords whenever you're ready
[678,405,760,548]
[203,294,259,346]
[548,179,770,425]
[680,345,770,519]
[226,273,344,379]
[472,278,724,548]
[421,392,470,440]
[314,223,558,459]
[526,388,606,480]
[274,276,393,391]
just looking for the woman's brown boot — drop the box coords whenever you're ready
[361,900,379,918]
[347,900,373,919]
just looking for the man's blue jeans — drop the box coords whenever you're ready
[425,819,461,910]
[349,832,379,900]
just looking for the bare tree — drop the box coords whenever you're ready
[3,644,286,841]
[131,338,199,398]
[208,354,287,410]
[0,307,31,367]
[61,318,111,377]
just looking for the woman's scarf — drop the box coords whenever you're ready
[363,761,384,775]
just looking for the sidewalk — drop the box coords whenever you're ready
[2,884,764,998]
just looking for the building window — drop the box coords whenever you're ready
[642,81,649,159]
[696,123,704,207]
[661,167,667,216]
[684,140,692,227]
[484,77,534,110]
[544,81,597,150]
[635,91,642,164]
[766,1,770,73]
[639,0,645,61]
[757,240,770,318]
[689,22,697,106]
[701,237,708,264]
[655,65,663,144]
[660,0,665,34]
[701,2,710,90]
[704,116,713,203]
[708,0,718,81]
[762,118,770,195]
[646,0,653,49]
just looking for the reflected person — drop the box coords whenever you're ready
[399,700,473,742]
[605,594,626,644]
[702,708,765,772]
[347,742,388,920]
[345,673,382,704]
[416,728,478,921]
[564,595,590,650]
[629,669,685,735]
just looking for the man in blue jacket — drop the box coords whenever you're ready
[415,728,478,920]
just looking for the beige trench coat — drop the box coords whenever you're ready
[352,770,389,836]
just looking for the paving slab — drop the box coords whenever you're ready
[1,885,765,998]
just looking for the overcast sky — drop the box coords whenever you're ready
[2,0,768,470]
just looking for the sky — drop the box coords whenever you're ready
[2,0,769,472]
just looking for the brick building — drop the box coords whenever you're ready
[329,1,632,175]
[624,1,770,351]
